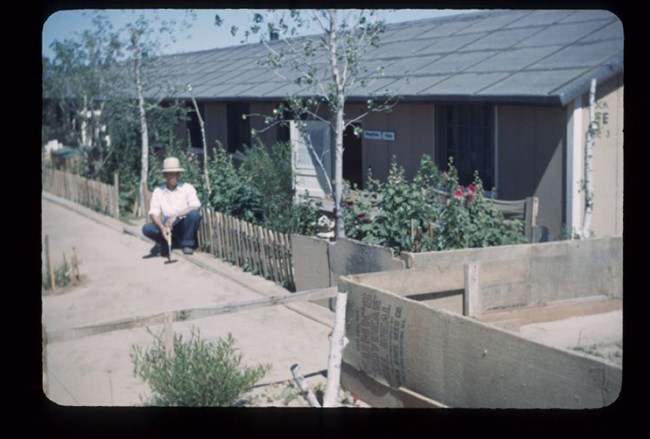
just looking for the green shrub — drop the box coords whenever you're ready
[164,138,321,235]
[344,155,526,253]
[131,327,271,407]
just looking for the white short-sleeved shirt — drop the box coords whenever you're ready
[148,182,201,220]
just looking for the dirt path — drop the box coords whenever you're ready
[41,196,337,406]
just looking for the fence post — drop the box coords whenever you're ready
[42,324,48,395]
[525,196,539,243]
[463,263,481,318]
[45,235,56,294]
[113,173,120,219]
[164,312,174,359]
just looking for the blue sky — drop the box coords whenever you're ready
[42,8,481,59]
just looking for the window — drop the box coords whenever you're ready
[227,103,251,153]
[187,101,205,149]
[436,103,494,189]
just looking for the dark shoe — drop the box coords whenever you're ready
[149,243,161,255]
[143,243,164,259]
[182,246,194,255]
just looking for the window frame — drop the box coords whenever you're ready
[436,102,495,190]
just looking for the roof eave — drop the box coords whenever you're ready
[555,57,624,106]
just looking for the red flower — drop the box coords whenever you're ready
[357,213,366,222]
[344,200,353,209]
[453,187,464,199]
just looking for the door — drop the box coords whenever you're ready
[291,120,332,200]
[343,123,363,189]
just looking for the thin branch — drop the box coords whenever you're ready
[187,83,212,206]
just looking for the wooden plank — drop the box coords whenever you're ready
[280,232,290,286]
[342,285,622,409]
[525,196,539,242]
[244,220,251,270]
[247,222,256,274]
[463,263,481,318]
[216,211,224,259]
[197,208,205,250]
[283,233,294,289]
[248,222,258,274]
[47,287,338,343]
[225,214,233,263]
[207,209,215,256]
[274,230,285,283]
[274,230,286,283]
[480,296,622,326]
[267,227,279,282]
[285,232,295,289]
[217,212,224,259]
[341,362,447,408]
[257,225,269,279]
[45,235,56,294]
[113,172,120,218]
[42,324,48,395]
[228,214,235,263]
[235,216,242,266]
[490,198,527,220]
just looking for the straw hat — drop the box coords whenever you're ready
[161,157,185,173]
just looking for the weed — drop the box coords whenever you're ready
[131,327,271,407]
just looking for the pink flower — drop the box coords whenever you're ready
[344,200,353,209]
[466,184,476,202]
[357,213,366,222]
[453,187,464,200]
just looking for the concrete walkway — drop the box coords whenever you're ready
[41,192,336,406]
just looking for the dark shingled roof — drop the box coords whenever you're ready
[152,9,623,106]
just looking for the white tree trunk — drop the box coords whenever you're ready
[134,43,149,216]
[581,78,597,238]
[290,364,321,407]
[189,85,211,205]
[328,10,346,238]
[323,290,348,407]
[81,95,94,176]
[333,106,345,238]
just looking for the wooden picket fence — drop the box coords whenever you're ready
[197,208,295,290]
[42,167,120,219]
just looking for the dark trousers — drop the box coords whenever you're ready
[142,210,202,251]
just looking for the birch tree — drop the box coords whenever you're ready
[221,9,397,238]
[122,11,196,215]
[581,78,597,238]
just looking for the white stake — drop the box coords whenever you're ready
[323,290,348,407]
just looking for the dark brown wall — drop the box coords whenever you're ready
[204,102,228,150]
[497,105,566,239]
[357,103,435,184]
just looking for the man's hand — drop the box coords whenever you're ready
[164,215,177,228]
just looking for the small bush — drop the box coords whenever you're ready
[131,327,271,407]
